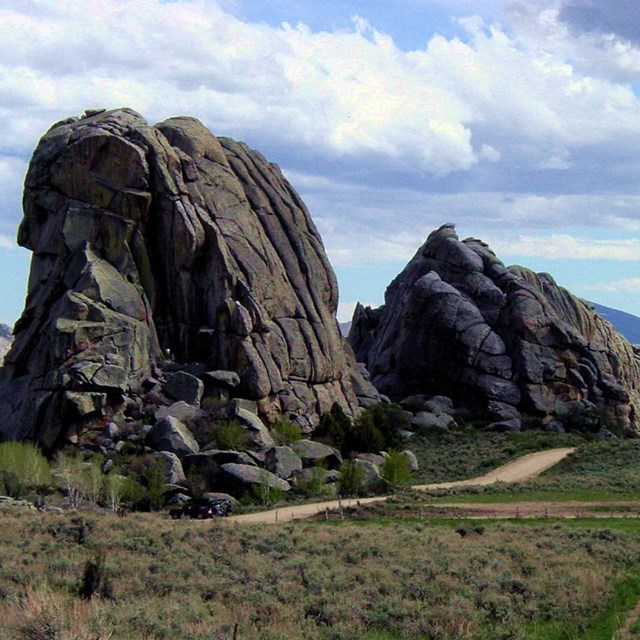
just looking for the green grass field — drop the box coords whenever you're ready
[409,430,640,501]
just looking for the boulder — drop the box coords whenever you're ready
[295,468,340,484]
[401,450,419,472]
[349,459,386,494]
[146,416,199,457]
[289,439,343,469]
[152,451,187,485]
[155,401,203,422]
[234,408,276,449]
[163,371,204,406]
[201,492,239,508]
[354,452,386,467]
[411,411,452,431]
[219,463,291,494]
[183,449,256,472]
[203,370,241,388]
[264,446,303,479]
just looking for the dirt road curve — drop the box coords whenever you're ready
[228,447,576,525]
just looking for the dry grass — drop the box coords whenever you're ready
[0,507,638,639]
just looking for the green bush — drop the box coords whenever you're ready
[243,470,286,506]
[338,460,366,497]
[355,404,407,451]
[316,402,352,453]
[78,554,114,600]
[122,455,167,511]
[295,464,331,498]
[214,419,248,450]
[557,405,624,436]
[0,441,52,498]
[381,451,412,490]
[272,416,303,445]
[185,457,220,496]
[317,402,407,456]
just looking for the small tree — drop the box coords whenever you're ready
[338,460,366,497]
[0,441,52,499]
[54,453,88,508]
[104,473,126,513]
[381,451,413,491]
[316,403,353,454]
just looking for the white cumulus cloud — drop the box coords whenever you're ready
[583,277,640,293]
[491,234,640,261]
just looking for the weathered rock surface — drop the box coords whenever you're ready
[219,463,291,495]
[264,446,303,479]
[233,408,276,450]
[146,416,200,457]
[0,108,365,448]
[289,439,343,469]
[163,371,203,406]
[152,451,187,485]
[350,223,640,432]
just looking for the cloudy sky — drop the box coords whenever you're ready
[1,0,640,326]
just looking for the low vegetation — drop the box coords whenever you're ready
[1,509,639,639]
[409,428,585,484]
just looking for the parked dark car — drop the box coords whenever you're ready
[170,498,233,519]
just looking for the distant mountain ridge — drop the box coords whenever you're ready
[0,323,11,365]
[589,303,640,345]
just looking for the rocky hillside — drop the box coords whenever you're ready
[0,108,377,449]
[350,223,640,433]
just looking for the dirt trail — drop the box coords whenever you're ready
[228,447,576,525]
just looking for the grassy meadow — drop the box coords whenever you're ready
[408,431,640,503]
[2,508,640,639]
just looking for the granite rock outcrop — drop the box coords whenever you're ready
[0,108,370,449]
[350,223,640,432]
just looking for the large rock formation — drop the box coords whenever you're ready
[350,223,640,432]
[0,108,369,449]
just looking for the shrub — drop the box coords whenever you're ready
[272,416,303,445]
[347,411,385,454]
[214,419,248,450]
[79,554,114,600]
[0,441,52,499]
[338,460,366,497]
[244,470,286,506]
[185,457,220,496]
[121,455,167,511]
[557,404,623,436]
[316,402,352,451]
[295,464,331,498]
[381,451,412,490]
[355,404,407,451]
[317,403,408,456]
